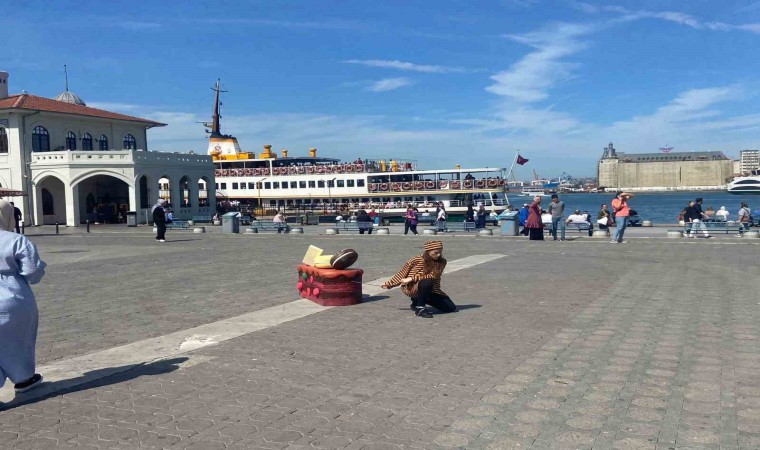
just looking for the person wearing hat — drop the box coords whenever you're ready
[381,241,457,318]
[518,203,530,236]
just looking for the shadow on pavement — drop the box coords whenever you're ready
[0,357,188,411]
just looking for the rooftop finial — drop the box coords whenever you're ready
[64,64,69,92]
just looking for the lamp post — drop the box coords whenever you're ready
[257,177,267,216]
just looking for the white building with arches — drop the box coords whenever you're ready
[0,71,216,226]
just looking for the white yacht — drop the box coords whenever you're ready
[727,171,760,195]
[205,81,511,218]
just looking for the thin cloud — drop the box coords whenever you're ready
[583,4,760,34]
[344,59,469,74]
[486,23,594,103]
[366,77,413,92]
[114,21,162,31]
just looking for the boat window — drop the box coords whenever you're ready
[347,179,355,187]
[357,180,365,187]
[265,182,271,189]
[232,183,239,189]
[309,181,316,188]
[300,181,307,188]
[290,181,297,188]
[281,183,288,189]
[220,183,227,189]
[272,182,279,188]
[327,180,335,188]
[248,182,256,189]
[337,180,345,188]
[215,183,219,189]
[318,181,325,188]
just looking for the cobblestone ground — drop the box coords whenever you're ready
[1,231,759,449]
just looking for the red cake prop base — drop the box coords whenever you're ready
[296,264,363,306]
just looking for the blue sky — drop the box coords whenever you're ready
[4,0,760,177]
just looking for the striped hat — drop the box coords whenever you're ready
[423,240,443,251]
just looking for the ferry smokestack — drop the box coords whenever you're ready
[260,144,275,159]
[309,148,317,157]
[282,148,288,158]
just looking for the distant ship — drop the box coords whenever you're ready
[727,171,760,195]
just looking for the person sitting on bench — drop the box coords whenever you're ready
[381,240,457,318]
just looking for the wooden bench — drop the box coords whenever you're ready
[166,220,190,230]
[335,222,374,233]
[251,220,291,233]
[435,221,476,232]
[192,216,213,223]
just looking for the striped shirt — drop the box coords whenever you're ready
[383,255,447,296]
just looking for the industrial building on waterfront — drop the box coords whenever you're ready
[597,142,734,192]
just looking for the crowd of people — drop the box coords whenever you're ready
[519,192,634,243]
[678,199,754,237]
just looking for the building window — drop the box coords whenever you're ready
[99,134,108,150]
[82,133,93,150]
[0,127,7,154]
[123,134,136,150]
[65,131,77,150]
[32,126,50,152]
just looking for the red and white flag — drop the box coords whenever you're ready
[516,154,529,165]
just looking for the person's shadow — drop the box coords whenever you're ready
[0,357,188,411]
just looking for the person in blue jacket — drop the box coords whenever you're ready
[518,203,530,235]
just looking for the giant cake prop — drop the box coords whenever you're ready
[297,246,362,306]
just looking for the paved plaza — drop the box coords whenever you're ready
[1,225,759,449]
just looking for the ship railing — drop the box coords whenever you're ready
[368,178,507,193]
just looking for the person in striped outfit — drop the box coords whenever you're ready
[381,240,457,318]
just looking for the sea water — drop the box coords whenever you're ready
[505,192,759,225]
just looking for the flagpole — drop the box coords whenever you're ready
[504,150,520,208]
[506,149,520,180]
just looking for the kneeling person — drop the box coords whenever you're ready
[381,240,457,318]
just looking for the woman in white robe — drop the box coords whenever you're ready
[0,199,46,393]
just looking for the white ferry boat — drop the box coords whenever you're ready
[205,81,510,218]
[727,172,760,195]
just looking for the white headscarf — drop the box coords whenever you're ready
[151,199,166,214]
[0,199,14,231]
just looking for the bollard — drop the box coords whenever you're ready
[86,220,90,233]
[55,222,59,235]
[21,223,25,235]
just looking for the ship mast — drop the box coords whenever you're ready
[209,79,227,138]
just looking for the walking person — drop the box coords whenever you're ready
[525,196,544,240]
[688,198,712,238]
[476,204,487,229]
[464,204,475,224]
[547,194,565,241]
[611,191,633,243]
[0,199,46,394]
[436,204,447,224]
[737,202,751,237]
[683,200,695,237]
[404,206,419,235]
[9,202,22,234]
[597,204,612,236]
[381,240,457,318]
[152,199,168,242]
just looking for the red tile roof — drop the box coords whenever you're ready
[0,94,166,126]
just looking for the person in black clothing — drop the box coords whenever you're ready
[356,209,373,234]
[10,202,22,233]
[465,204,475,223]
[152,199,168,242]
[688,198,711,238]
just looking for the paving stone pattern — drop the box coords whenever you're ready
[1,231,759,449]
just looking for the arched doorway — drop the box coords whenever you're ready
[139,175,150,208]
[198,177,210,207]
[35,176,67,224]
[75,174,130,224]
[179,176,191,207]
[158,176,171,205]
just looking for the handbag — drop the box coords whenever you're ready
[597,217,608,225]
